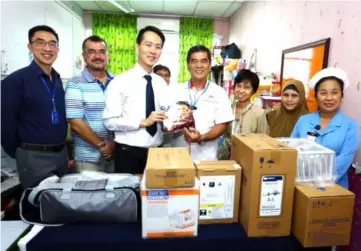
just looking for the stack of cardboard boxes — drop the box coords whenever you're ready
[141,147,199,238]
[140,134,355,247]
[231,134,355,247]
[141,148,242,238]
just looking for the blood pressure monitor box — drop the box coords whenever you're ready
[231,134,297,237]
[195,160,242,224]
[141,177,199,239]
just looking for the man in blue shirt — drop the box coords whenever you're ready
[65,35,115,172]
[1,25,68,188]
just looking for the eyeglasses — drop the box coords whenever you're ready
[85,50,107,56]
[31,39,58,49]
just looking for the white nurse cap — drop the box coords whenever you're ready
[308,67,349,91]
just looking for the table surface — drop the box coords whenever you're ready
[1,221,29,251]
[26,222,331,251]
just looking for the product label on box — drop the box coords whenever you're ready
[259,175,284,217]
[142,189,199,238]
[199,175,235,219]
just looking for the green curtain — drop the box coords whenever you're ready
[92,13,137,74]
[178,17,214,83]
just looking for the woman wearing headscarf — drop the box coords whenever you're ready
[267,79,309,138]
[291,67,359,189]
[217,69,268,160]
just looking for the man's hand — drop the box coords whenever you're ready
[184,127,203,143]
[141,111,167,128]
[97,141,115,159]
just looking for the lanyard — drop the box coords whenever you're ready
[232,103,253,133]
[40,76,58,111]
[188,81,210,109]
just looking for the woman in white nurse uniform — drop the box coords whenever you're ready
[291,67,359,189]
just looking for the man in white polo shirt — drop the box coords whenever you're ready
[172,45,234,161]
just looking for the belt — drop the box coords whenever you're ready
[116,143,162,152]
[19,143,65,152]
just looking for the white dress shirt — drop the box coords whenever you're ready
[171,81,234,161]
[103,64,169,147]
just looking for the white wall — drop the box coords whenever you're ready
[229,1,361,163]
[0,0,86,80]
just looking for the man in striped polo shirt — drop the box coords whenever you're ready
[65,35,115,172]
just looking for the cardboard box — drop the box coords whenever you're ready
[141,177,199,238]
[231,134,297,237]
[145,148,195,189]
[292,184,355,247]
[195,160,242,224]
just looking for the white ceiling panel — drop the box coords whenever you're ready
[75,1,101,11]
[163,1,198,15]
[222,2,242,17]
[73,0,243,18]
[197,0,234,2]
[94,1,119,11]
[116,1,133,10]
[194,1,232,17]
[128,1,163,13]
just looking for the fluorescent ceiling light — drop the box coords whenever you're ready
[108,0,134,13]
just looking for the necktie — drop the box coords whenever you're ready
[144,75,157,137]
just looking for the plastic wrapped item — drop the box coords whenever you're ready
[163,101,195,132]
[169,209,196,229]
[276,138,337,187]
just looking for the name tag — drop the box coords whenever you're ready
[307,135,316,141]
[307,132,319,141]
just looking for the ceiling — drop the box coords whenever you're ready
[73,0,244,18]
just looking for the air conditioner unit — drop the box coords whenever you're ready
[137,18,180,34]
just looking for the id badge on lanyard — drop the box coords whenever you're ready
[40,76,59,124]
[188,81,210,110]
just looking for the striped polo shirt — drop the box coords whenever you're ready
[65,67,114,163]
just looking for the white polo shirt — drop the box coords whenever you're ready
[171,81,234,161]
